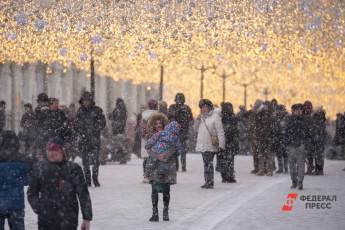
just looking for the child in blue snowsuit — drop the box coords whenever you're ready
[145,121,183,157]
[0,131,31,230]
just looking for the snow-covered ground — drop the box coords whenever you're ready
[14,154,345,230]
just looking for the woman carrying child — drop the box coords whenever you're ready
[145,112,182,222]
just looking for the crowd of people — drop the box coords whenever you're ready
[0,91,345,229]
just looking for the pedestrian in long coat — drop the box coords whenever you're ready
[145,112,175,222]
[27,137,92,230]
[216,102,239,183]
[75,92,106,187]
[194,99,225,189]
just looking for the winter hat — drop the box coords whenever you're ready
[79,91,94,105]
[46,137,64,152]
[37,93,49,103]
[147,99,158,110]
[291,103,304,112]
[175,93,185,104]
[24,103,32,109]
[303,100,313,114]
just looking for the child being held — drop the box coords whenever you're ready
[145,121,183,158]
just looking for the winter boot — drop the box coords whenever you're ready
[93,175,101,187]
[297,181,303,190]
[163,207,169,221]
[150,192,159,222]
[266,172,273,176]
[228,177,237,183]
[162,192,170,221]
[256,170,266,176]
[149,208,159,222]
[201,182,214,189]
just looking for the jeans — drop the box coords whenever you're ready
[202,152,216,185]
[81,149,100,185]
[287,145,305,185]
[0,210,25,230]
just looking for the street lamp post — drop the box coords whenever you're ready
[216,69,236,102]
[159,64,164,101]
[197,64,216,100]
[234,71,258,110]
[90,48,95,101]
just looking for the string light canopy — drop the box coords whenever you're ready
[0,0,344,117]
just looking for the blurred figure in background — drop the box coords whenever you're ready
[168,93,193,172]
[20,103,36,156]
[0,101,6,132]
[33,93,50,161]
[75,92,106,187]
[109,98,130,164]
[217,102,239,183]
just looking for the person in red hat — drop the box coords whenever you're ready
[27,137,92,230]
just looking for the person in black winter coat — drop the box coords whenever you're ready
[272,104,289,174]
[27,137,92,230]
[46,98,68,141]
[109,98,129,164]
[255,102,274,176]
[109,98,127,136]
[285,104,308,190]
[20,103,36,155]
[311,109,327,175]
[168,93,193,172]
[0,130,31,230]
[303,100,315,175]
[217,102,239,183]
[0,101,6,132]
[334,113,345,171]
[334,113,345,146]
[34,93,50,160]
[75,92,106,187]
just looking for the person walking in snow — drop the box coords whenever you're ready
[194,99,225,189]
[285,104,308,190]
[144,112,178,222]
[75,92,106,187]
[168,93,193,172]
[216,102,239,183]
[0,131,31,230]
[27,137,92,230]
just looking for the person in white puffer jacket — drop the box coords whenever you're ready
[194,99,225,189]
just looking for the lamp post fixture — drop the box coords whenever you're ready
[234,70,258,110]
[196,64,216,100]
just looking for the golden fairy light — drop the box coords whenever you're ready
[0,0,344,117]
